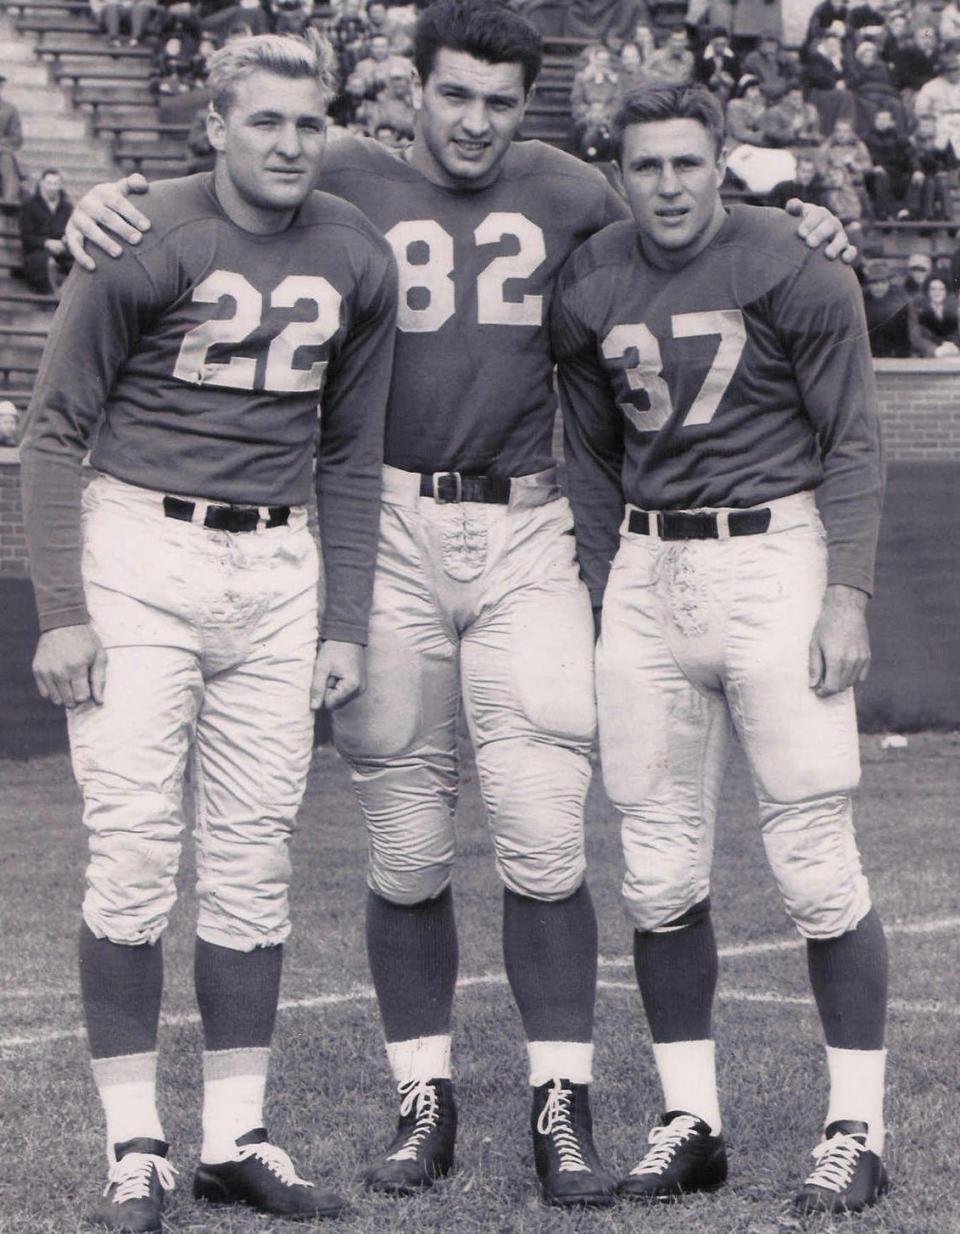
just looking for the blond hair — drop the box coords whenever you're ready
[209,30,336,115]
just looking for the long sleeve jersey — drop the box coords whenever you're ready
[20,172,398,642]
[551,205,884,606]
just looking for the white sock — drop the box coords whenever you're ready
[91,1052,164,1163]
[385,1034,452,1084]
[201,1047,270,1164]
[825,1046,886,1155]
[651,1040,722,1135]
[528,1040,594,1087]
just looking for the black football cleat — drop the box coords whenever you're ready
[193,1127,345,1220]
[362,1078,457,1196]
[531,1078,617,1208]
[617,1110,727,1202]
[792,1120,890,1215]
[94,1137,176,1233]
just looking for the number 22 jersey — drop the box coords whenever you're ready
[551,206,884,603]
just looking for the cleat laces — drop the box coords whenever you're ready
[629,1115,701,1177]
[388,1079,440,1162]
[804,1133,866,1193]
[105,1153,177,1203]
[535,1080,589,1173]
[236,1142,314,1188]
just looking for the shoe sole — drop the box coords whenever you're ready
[363,1162,454,1198]
[617,1179,727,1203]
[194,1192,347,1220]
[542,1190,618,1209]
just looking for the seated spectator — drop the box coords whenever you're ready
[904,111,958,219]
[631,19,655,63]
[763,83,822,145]
[184,105,215,172]
[805,0,886,46]
[645,27,694,86]
[358,60,415,138]
[364,0,412,53]
[332,0,370,76]
[819,116,890,216]
[200,0,269,41]
[861,259,930,355]
[151,34,199,94]
[616,40,648,95]
[769,153,828,207]
[0,74,23,203]
[570,44,621,120]
[569,98,616,162]
[18,168,72,295]
[346,33,398,101]
[271,0,311,36]
[696,27,739,101]
[100,0,161,45]
[0,401,20,448]
[565,0,652,44]
[804,33,857,133]
[741,31,791,101]
[916,273,960,354]
[903,251,933,301]
[914,48,960,158]
[890,26,940,96]
[821,160,869,224]
[726,75,770,145]
[849,38,898,121]
[865,106,914,209]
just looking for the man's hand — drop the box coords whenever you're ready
[808,584,871,698]
[310,640,366,711]
[784,198,857,264]
[44,238,65,255]
[65,173,152,271]
[33,624,107,708]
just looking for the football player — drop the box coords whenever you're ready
[20,33,397,1232]
[65,4,853,1208]
[552,84,888,1216]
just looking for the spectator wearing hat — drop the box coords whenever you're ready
[865,106,914,211]
[741,32,792,101]
[849,38,898,124]
[726,74,771,144]
[916,272,960,354]
[890,25,941,97]
[862,260,930,356]
[19,168,72,295]
[804,32,857,133]
[0,401,19,448]
[358,59,415,140]
[903,251,933,302]
[696,27,739,100]
[914,49,960,157]
[905,111,958,219]
[763,82,822,145]
[644,27,694,85]
[0,74,24,203]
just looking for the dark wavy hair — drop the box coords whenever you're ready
[612,84,726,158]
[414,0,543,93]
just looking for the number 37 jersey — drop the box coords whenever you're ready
[552,206,884,600]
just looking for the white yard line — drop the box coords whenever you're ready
[2,915,957,1054]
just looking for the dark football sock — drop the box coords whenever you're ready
[366,886,458,1042]
[634,897,718,1042]
[194,938,283,1051]
[79,921,163,1059]
[807,908,888,1049]
[502,883,597,1042]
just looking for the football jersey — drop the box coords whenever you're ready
[552,205,884,603]
[317,134,629,475]
[21,173,398,640]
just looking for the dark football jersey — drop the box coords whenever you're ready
[317,134,629,475]
[552,206,884,602]
[21,173,398,640]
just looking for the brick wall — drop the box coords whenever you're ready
[2,359,959,576]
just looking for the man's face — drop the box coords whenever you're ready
[388,72,408,97]
[796,157,816,184]
[370,34,390,61]
[594,47,612,69]
[209,70,327,215]
[711,35,728,54]
[858,42,877,63]
[621,118,725,260]
[0,410,18,439]
[786,87,804,107]
[621,42,641,68]
[668,30,687,55]
[866,277,890,298]
[41,172,62,197]
[415,49,527,188]
[834,120,854,142]
[874,109,893,131]
[888,13,907,34]
[760,36,778,56]
[917,114,937,137]
[367,2,385,25]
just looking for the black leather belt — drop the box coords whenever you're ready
[419,471,512,504]
[162,495,291,533]
[628,508,772,540]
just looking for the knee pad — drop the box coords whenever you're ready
[367,862,453,907]
[761,794,872,939]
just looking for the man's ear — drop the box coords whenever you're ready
[410,69,423,111]
[207,105,227,152]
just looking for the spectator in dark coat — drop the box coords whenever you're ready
[865,106,914,206]
[18,168,72,295]
[916,273,960,355]
[696,27,739,100]
[889,29,940,94]
[861,260,930,356]
[741,32,792,101]
[769,154,828,207]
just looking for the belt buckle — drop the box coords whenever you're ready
[433,471,462,503]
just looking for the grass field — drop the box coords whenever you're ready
[1,732,958,1234]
